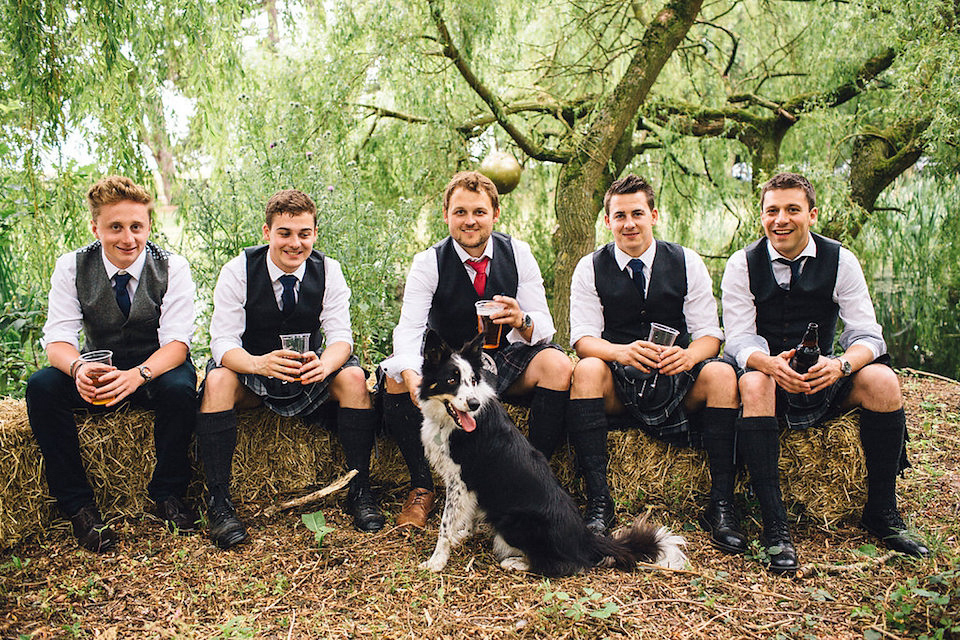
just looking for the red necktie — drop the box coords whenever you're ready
[466,256,490,296]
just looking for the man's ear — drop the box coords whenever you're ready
[422,328,449,371]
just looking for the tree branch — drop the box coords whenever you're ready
[426,0,570,163]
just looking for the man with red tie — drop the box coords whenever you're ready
[378,171,572,528]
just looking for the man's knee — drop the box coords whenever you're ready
[331,366,372,408]
[200,367,243,411]
[739,371,775,412]
[151,365,197,405]
[26,366,69,402]
[851,364,902,410]
[697,361,739,405]
[529,349,573,389]
[570,357,610,397]
[384,374,407,395]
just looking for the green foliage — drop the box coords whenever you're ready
[300,511,335,547]
[868,570,960,639]
[538,581,619,622]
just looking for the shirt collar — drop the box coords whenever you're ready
[766,234,817,262]
[613,241,657,272]
[100,245,147,280]
[267,254,307,282]
[453,239,494,264]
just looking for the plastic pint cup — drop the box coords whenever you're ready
[474,300,506,349]
[80,350,114,405]
[280,333,311,380]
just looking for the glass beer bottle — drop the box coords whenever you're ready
[789,322,820,374]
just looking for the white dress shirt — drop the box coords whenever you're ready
[569,241,724,348]
[41,244,195,350]
[209,251,354,365]
[720,235,886,369]
[380,236,556,381]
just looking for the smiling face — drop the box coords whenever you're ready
[263,211,317,273]
[761,187,818,260]
[443,187,500,257]
[604,192,658,257]
[91,200,152,269]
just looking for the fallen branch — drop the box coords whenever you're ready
[796,550,899,579]
[264,469,358,516]
[901,367,960,385]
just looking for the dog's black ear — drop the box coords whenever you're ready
[463,331,485,360]
[422,328,449,371]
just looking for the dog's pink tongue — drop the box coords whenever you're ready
[457,410,477,432]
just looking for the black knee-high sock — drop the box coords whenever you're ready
[860,408,906,514]
[701,407,739,504]
[383,392,433,491]
[738,416,787,532]
[196,409,238,503]
[566,398,611,500]
[528,387,569,459]
[337,407,378,489]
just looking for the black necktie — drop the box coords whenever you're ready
[775,257,804,290]
[114,272,132,317]
[279,275,298,316]
[627,258,646,301]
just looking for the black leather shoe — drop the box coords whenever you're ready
[698,500,747,554]
[208,496,249,550]
[861,507,930,558]
[153,496,200,534]
[70,504,118,553]
[583,496,616,536]
[345,486,385,533]
[761,523,798,575]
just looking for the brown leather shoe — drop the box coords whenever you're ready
[396,488,435,528]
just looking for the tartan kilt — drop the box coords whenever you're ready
[203,355,361,421]
[607,358,711,447]
[493,341,564,396]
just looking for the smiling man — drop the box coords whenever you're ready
[721,172,930,574]
[197,189,379,548]
[378,171,572,529]
[565,174,739,538]
[26,175,198,552]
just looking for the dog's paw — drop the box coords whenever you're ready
[499,556,530,572]
[419,556,447,572]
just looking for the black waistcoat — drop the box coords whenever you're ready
[593,241,690,347]
[745,232,841,356]
[75,241,169,370]
[240,245,327,356]
[428,232,519,351]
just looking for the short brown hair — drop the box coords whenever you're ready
[442,171,499,213]
[760,172,816,210]
[265,189,317,227]
[604,174,655,215]
[86,175,153,220]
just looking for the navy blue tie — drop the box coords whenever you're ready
[627,258,646,301]
[279,275,298,316]
[114,272,132,318]
[775,257,804,290]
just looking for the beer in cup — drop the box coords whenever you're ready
[80,350,114,405]
[474,300,506,349]
[280,333,311,381]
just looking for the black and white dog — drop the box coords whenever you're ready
[417,329,686,577]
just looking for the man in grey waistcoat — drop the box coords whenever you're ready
[26,175,199,553]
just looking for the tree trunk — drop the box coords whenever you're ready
[551,0,704,345]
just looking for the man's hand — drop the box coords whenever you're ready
[299,351,328,385]
[490,295,526,329]
[611,340,663,372]
[401,369,422,407]
[253,349,303,382]
[763,350,811,394]
[75,362,117,405]
[657,346,696,376]
[803,356,844,394]
[96,368,149,407]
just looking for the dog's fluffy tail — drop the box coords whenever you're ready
[595,514,687,571]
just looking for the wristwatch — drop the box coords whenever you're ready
[138,365,153,383]
[837,357,852,377]
[520,313,533,330]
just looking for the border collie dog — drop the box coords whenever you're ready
[417,329,687,577]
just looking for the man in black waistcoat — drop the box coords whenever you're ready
[566,174,741,540]
[26,175,199,552]
[198,189,382,549]
[721,172,929,574]
[379,171,572,528]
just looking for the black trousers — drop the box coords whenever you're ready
[26,361,197,516]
